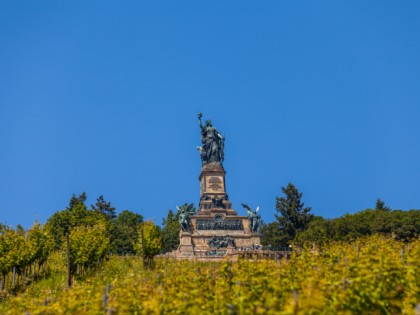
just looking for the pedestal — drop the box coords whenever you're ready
[177,162,261,260]
[177,231,194,257]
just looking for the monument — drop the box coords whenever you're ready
[177,113,261,259]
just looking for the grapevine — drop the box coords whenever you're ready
[0,235,419,314]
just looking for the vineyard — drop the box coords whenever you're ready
[0,233,419,314]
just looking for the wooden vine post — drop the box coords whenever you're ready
[141,226,145,269]
[66,231,72,288]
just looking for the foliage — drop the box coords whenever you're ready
[47,193,145,255]
[26,223,55,268]
[91,195,116,220]
[1,235,419,314]
[260,221,287,249]
[0,223,54,277]
[67,192,87,211]
[0,227,27,278]
[134,220,162,260]
[109,210,143,255]
[46,194,104,248]
[2,189,419,313]
[272,182,313,247]
[115,210,144,227]
[0,222,54,294]
[376,198,391,211]
[391,210,420,241]
[295,209,420,246]
[66,223,110,274]
[294,216,329,247]
[161,209,180,253]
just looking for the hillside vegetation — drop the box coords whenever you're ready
[1,235,419,314]
[1,191,419,313]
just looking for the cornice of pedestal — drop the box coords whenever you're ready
[198,163,225,179]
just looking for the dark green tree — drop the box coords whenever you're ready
[391,210,420,242]
[91,195,117,220]
[375,198,391,212]
[274,182,314,246]
[260,221,287,249]
[67,192,87,210]
[161,210,180,253]
[294,216,329,247]
[294,208,420,244]
[115,210,143,227]
[109,210,143,255]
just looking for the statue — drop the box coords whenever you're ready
[177,204,195,232]
[211,197,224,208]
[197,113,225,165]
[226,236,235,247]
[207,236,235,248]
[241,203,261,233]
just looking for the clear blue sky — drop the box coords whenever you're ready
[1,1,419,228]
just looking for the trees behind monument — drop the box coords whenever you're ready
[295,208,420,246]
[5,187,420,259]
[46,193,198,256]
[261,182,314,248]
[261,183,420,248]
[46,193,144,255]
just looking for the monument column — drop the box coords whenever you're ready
[197,163,236,216]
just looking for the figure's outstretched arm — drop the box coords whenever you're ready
[198,112,204,129]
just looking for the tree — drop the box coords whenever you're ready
[0,223,53,284]
[260,221,288,249]
[134,220,162,263]
[115,210,144,226]
[274,182,314,246]
[66,223,110,275]
[391,210,420,242]
[27,222,54,270]
[295,216,329,247]
[294,208,420,244]
[375,198,391,212]
[46,193,104,248]
[161,210,180,253]
[67,192,87,210]
[91,195,116,220]
[109,210,143,255]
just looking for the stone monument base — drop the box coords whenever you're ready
[176,162,261,261]
[176,231,194,257]
[177,226,261,261]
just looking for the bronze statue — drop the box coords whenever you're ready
[208,236,235,248]
[177,204,195,232]
[241,203,261,233]
[197,113,225,165]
